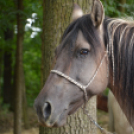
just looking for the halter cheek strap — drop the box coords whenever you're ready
[51,52,108,101]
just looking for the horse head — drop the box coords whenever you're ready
[34,0,109,127]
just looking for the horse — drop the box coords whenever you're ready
[108,90,133,134]
[34,0,134,129]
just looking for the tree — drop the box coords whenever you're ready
[0,49,3,101]
[0,0,16,107]
[118,0,126,13]
[40,0,97,134]
[3,28,14,105]
[13,0,26,133]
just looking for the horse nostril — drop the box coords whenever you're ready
[43,102,51,121]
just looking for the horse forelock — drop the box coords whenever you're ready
[105,17,134,127]
[57,14,104,58]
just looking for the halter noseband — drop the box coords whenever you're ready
[51,51,108,101]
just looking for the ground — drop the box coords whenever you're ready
[97,110,109,134]
[0,108,39,134]
[0,108,109,134]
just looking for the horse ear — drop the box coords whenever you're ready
[71,4,83,22]
[91,0,104,28]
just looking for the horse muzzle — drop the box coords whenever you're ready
[34,98,69,127]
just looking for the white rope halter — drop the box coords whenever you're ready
[51,51,108,101]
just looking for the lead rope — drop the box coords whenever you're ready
[51,51,115,134]
[82,97,114,134]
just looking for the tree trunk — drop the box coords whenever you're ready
[22,73,29,129]
[118,0,126,13]
[40,0,97,134]
[0,49,4,104]
[13,0,25,133]
[3,28,14,105]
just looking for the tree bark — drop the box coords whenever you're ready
[22,73,29,129]
[13,0,25,133]
[0,49,4,103]
[3,28,14,105]
[40,0,97,134]
[118,0,126,13]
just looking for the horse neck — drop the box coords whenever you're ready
[104,17,134,128]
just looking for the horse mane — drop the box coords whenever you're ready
[104,17,134,127]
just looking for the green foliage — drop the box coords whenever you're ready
[101,0,134,18]
[125,1,134,17]
[0,0,42,107]
[0,0,16,36]
[23,31,42,107]
[101,0,120,17]
[23,1,42,106]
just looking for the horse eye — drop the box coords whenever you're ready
[80,49,89,55]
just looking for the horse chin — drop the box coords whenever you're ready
[52,103,83,127]
[55,119,67,127]
[48,119,67,128]
[68,106,80,115]
[68,99,84,115]
[40,120,66,128]
[68,94,92,115]
[54,113,68,127]
[47,111,69,127]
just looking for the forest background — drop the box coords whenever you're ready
[0,0,133,134]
